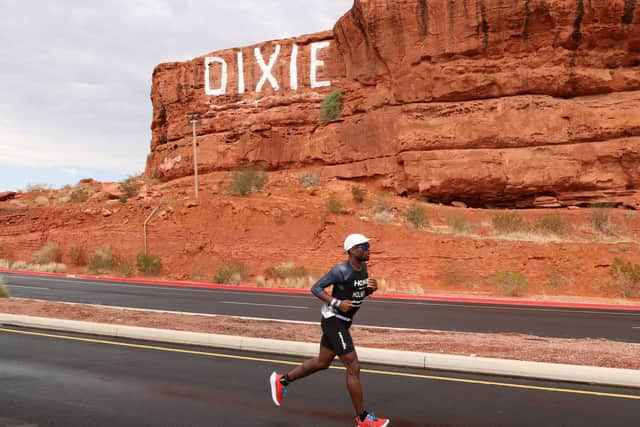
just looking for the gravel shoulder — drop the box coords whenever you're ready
[1,298,639,370]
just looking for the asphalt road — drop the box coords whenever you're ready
[1,326,638,427]
[3,272,640,343]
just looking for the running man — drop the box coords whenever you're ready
[269,233,390,427]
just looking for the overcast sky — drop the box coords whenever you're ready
[0,0,352,192]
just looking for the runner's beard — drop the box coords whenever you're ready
[356,252,370,262]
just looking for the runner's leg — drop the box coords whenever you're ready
[339,351,365,415]
[286,345,336,382]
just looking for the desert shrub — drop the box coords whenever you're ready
[70,185,90,203]
[115,257,135,278]
[489,270,529,297]
[442,261,471,287]
[32,263,67,273]
[535,214,568,236]
[0,259,9,269]
[32,242,61,265]
[406,203,427,228]
[610,257,640,298]
[298,173,321,188]
[142,175,162,186]
[34,196,49,206]
[214,262,250,285]
[590,208,612,233]
[136,252,162,276]
[68,245,88,266]
[352,187,366,204]
[119,196,128,204]
[119,176,142,198]
[327,196,344,214]
[10,261,29,271]
[264,262,308,280]
[319,90,343,123]
[228,167,268,196]
[88,245,117,273]
[544,266,572,290]
[189,265,207,281]
[373,209,394,223]
[491,212,524,234]
[0,276,10,298]
[446,214,470,234]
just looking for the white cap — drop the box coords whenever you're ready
[343,233,371,252]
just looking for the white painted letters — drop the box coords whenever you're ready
[290,44,299,91]
[237,51,245,94]
[204,41,331,96]
[205,57,228,96]
[255,44,281,92]
[310,41,331,89]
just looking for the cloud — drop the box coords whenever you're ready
[0,0,351,181]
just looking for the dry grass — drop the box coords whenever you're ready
[32,242,62,265]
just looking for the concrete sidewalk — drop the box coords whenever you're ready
[2,313,639,389]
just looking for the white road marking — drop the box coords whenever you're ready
[13,298,434,332]
[9,275,640,316]
[369,299,640,316]
[220,301,308,309]
[7,285,51,291]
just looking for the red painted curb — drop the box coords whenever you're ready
[2,268,640,312]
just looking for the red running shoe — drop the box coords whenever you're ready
[355,413,390,427]
[269,372,287,407]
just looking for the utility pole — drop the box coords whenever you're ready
[187,113,200,200]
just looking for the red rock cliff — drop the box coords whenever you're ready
[146,0,640,207]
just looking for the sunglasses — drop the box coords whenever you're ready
[354,242,370,251]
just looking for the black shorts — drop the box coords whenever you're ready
[320,316,355,356]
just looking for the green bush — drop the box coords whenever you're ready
[611,257,640,298]
[352,187,366,204]
[320,90,343,123]
[535,214,567,236]
[214,262,250,285]
[327,196,344,214]
[264,262,308,280]
[446,214,470,234]
[492,212,524,234]
[32,242,61,265]
[70,185,90,203]
[490,270,529,297]
[228,167,268,196]
[298,173,321,188]
[590,208,612,233]
[406,203,427,228]
[136,252,162,276]
[88,245,117,273]
[68,245,87,266]
[116,257,135,278]
[119,176,142,198]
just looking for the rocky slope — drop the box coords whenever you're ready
[1,173,640,303]
[147,0,640,208]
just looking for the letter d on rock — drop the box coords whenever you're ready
[205,56,228,96]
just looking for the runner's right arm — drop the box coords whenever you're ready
[310,266,353,312]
